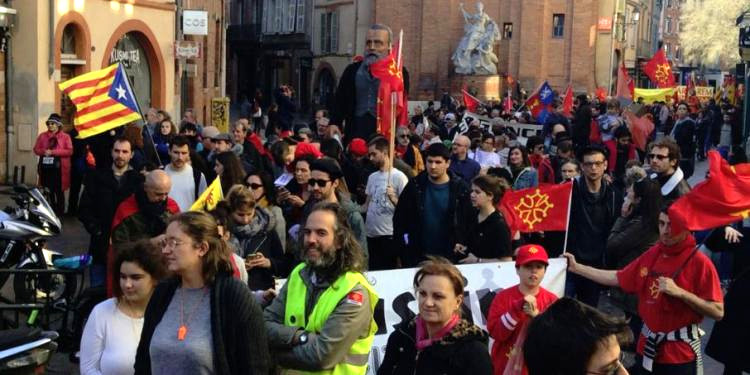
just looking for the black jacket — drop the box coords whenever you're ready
[672,117,696,159]
[134,274,272,375]
[77,167,142,263]
[332,61,410,135]
[230,208,292,290]
[393,171,472,266]
[376,318,493,375]
[567,176,622,268]
[706,269,750,371]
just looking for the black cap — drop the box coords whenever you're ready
[310,157,344,180]
[46,113,63,125]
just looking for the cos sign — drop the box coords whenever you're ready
[183,10,208,35]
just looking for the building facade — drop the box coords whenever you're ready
[227,0,313,116]
[4,0,176,184]
[657,0,689,83]
[373,0,659,100]
[176,0,228,128]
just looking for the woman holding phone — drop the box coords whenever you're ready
[219,185,290,291]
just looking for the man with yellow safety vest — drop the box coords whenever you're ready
[264,201,378,374]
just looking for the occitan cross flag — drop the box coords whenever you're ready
[190,177,223,212]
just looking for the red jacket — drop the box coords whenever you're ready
[529,154,555,184]
[488,285,558,375]
[33,131,73,190]
[604,140,637,174]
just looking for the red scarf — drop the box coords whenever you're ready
[415,314,459,351]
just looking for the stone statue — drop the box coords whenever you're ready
[452,2,500,75]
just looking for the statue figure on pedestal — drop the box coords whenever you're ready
[452,2,500,75]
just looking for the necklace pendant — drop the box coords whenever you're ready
[178,325,188,341]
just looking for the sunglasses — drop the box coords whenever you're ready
[648,153,669,160]
[308,178,331,187]
[246,183,263,190]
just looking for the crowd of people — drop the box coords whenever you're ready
[28,23,749,375]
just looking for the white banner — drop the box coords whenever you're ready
[278,259,567,374]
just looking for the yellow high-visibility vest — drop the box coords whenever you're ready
[282,263,378,375]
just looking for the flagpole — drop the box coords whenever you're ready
[561,181,574,254]
[387,30,403,183]
[119,63,163,166]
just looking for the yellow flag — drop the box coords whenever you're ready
[190,177,223,211]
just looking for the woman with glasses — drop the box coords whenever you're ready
[219,185,289,291]
[134,211,271,374]
[213,151,247,196]
[470,133,502,169]
[80,240,166,375]
[33,113,73,215]
[394,127,425,175]
[245,169,287,250]
[507,145,538,190]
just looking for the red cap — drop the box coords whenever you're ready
[294,142,323,159]
[349,138,368,157]
[515,244,549,267]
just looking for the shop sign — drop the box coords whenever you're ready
[175,40,201,59]
[598,17,613,31]
[110,48,140,68]
[183,10,208,35]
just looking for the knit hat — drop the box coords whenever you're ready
[46,113,63,126]
[294,142,323,159]
[515,244,549,267]
[349,138,368,157]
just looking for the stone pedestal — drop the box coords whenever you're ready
[450,75,503,102]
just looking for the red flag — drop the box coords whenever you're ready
[686,71,696,95]
[616,63,634,101]
[561,84,574,117]
[462,89,482,113]
[370,42,406,140]
[623,110,654,151]
[503,96,513,114]
[643,49,676,88]
[506,74,514,87]
[595,87,607,102]
[669,151,750,232]
[500,183,573,233]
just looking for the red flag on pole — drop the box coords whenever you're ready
[622,110,654,151]
[500,183,573,233]
[643,49,676,88]
[686,71,696,95]
[370,41,406,141]
[462,88,482,113]
[561,84,574,117]
[595,87,608,102]
[616,63,634,101]
[669,150,750,232]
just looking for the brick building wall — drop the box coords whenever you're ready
[180,0,226,126]
[0,52,5,180]
[375,0,601,99]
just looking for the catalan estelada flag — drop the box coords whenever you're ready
[500,182,573,233]
[190,177,223,212]
[58,63,142,139]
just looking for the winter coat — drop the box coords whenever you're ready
[33,130,73,190]
[604,140,637,174]
[705,269,750,371]
[134,274,272,375]
[377,318,493,375]
[568,176,622,268]
[393,171,472,266]
[150,131,171,166]
[229,207,292,290]
[510,166,538,190]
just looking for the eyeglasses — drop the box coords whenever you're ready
[246,183,264,190]
[398,134,410,139]
[308,178,331,187]
[582,160,605,168]
[648,153,669,160]
[162,238,188,249]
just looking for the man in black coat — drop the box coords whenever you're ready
[78,137,142,286]
[331,23,409,145]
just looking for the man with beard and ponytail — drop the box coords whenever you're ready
[108,170,180,296]
[332,23,409,144]
[264,202,378,375]
[564,206,724,375]
[79,137,143,287]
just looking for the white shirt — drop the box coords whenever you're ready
[365,168,409,237]
[496,148,509,167]
[164,164,207,212]
[471,149,501,168]
[80,298,143,375]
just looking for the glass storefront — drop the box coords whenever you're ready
[109,32,151,112]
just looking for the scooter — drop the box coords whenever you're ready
[0,327,59,374]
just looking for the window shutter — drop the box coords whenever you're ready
[331,11,339,53]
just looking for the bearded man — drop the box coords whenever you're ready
[264,202,378,375]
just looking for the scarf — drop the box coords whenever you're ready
[134,189,169,236]
[415,314,460,351]
[654,231,696,257]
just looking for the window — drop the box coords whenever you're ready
[296,0,305,32]
[274,0,283,32]
[665,17,672,34]
[675,46,681,60]
[552,14,564,38]
[503,23,513,39]
[665,43,671,56]
[667,0,673,8]
[320,11,338,53]
[286,0,296,33]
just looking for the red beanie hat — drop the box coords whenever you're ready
[349,138,368,157]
